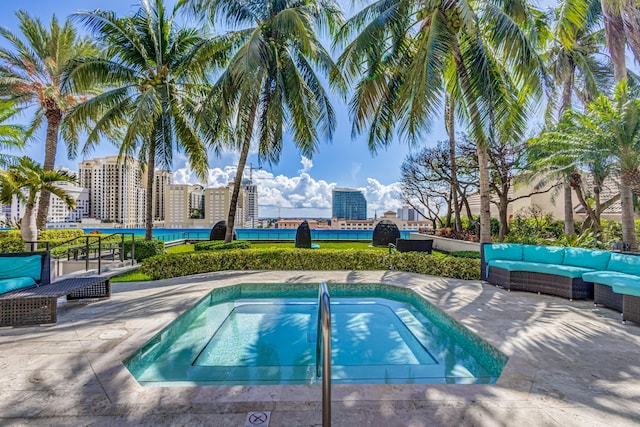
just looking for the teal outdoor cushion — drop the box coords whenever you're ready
[0,276,37,295]
[611,281,640,297]
[582,271,640,287]
[606,253,640,276]
[0,255,42,281]
[489,260,591,278]
[522,245,565,264]
[484,244,523,263]
[563,247,611,270]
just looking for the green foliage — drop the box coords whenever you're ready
[0,236,24,253]
[0,230,21,239]
[124,240,165,261]
[39,229,85,240]
[166,244,195,254]
[140,249,480,281]
[449,251,481,259]
[502,211,564,244]
[194,240,252,251]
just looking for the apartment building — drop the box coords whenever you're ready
[164,183,245,228]
[78,156,146,227]
[152,170,173,220]
[242,179,259,228]
[46,181,90,224]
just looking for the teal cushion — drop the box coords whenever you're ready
[484,244,523,263]
[582,271,639,287]
[606,253,640,276]
[0,255,42,281]
[611,281,640,297]
[563,247,611,270]
[522,245,565,264]
[489,260,591,278]
[0,276,37,295]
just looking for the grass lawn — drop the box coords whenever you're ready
[111,241,453,282]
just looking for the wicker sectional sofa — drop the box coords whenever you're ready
[482,243,640,325]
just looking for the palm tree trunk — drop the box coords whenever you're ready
[447,96,463,232]
[622,0,640,63]
[36,108,62,231]
[563,180,575,236]
[620,183,638,250]
[226,107,257,243]
[451,40,492,243]
[21,203,38,251]
[145,143,155,241]
[602,1,628,82]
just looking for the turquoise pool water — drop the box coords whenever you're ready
[124,284,506,386]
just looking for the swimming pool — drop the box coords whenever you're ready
[124,283,506,386]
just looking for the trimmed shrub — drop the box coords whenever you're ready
[124,239,165,261]
[40,229,85,240]
[194,240,251,251]
[140,248,480,281]
[450,251,481,259]
[0,236,24,253]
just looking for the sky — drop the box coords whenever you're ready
[0,0,546,219]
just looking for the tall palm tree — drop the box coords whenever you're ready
[336,0,544,243]
[541,0,609,236]
[182,0,345,242]
[0,11,97,231]
[66,0,220,240]
[0,156,76,250]
[0,100,26,166]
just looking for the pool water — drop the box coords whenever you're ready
[124,284,506,386]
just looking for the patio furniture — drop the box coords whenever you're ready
[395,238,433,254]
[0,276,110,326]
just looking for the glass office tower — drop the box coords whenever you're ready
[332,188,367,220]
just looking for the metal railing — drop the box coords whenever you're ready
[316,282,332,427]
[26,232,135,275]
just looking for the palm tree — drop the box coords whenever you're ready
[540,0,609,236]
[66,0,219,240]
[530,81,640,247]
[182,0,345,242]
[336,0,544,243]
[0,156,76,250]
[0,11,97,231]
[0,100,26,166]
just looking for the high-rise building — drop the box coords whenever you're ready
[47,181,90,224]
[164,183,244,228]
[332,188,367,220]
[152,170,173,220]
[78,156,146,227]
[397,206,424,221]
[241,179,259,228]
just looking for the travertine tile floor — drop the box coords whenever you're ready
[1,270,639,426]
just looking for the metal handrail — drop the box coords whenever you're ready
[315,282,331,427]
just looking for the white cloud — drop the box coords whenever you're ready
[299,156,313,173]
[172,157,406,218]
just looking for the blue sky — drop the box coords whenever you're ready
[1,1,542,218]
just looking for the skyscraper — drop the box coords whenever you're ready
[241,178,259,228]
[152,170,173,220]
[332,188,367,220]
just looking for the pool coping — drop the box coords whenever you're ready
[2,270,640,425]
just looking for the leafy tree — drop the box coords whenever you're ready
[336,0,544,243]
[67,0,218,240]
[540,0,609,236]
[0,100,26,166]
[0,11,98,231]
[0,156,76,250]
[183,0,344,242]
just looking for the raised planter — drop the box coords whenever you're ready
[410,233,480,253]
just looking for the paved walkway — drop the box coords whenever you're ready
[1,270,639,426]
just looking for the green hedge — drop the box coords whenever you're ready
[40,229,85,240]
[0,237,24,253]
[194,240,252,251]
[140,249,480,281]
[124,239,165,261]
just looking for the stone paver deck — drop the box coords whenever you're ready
[1,270,640,426]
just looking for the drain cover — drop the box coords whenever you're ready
[245,411,270,426]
